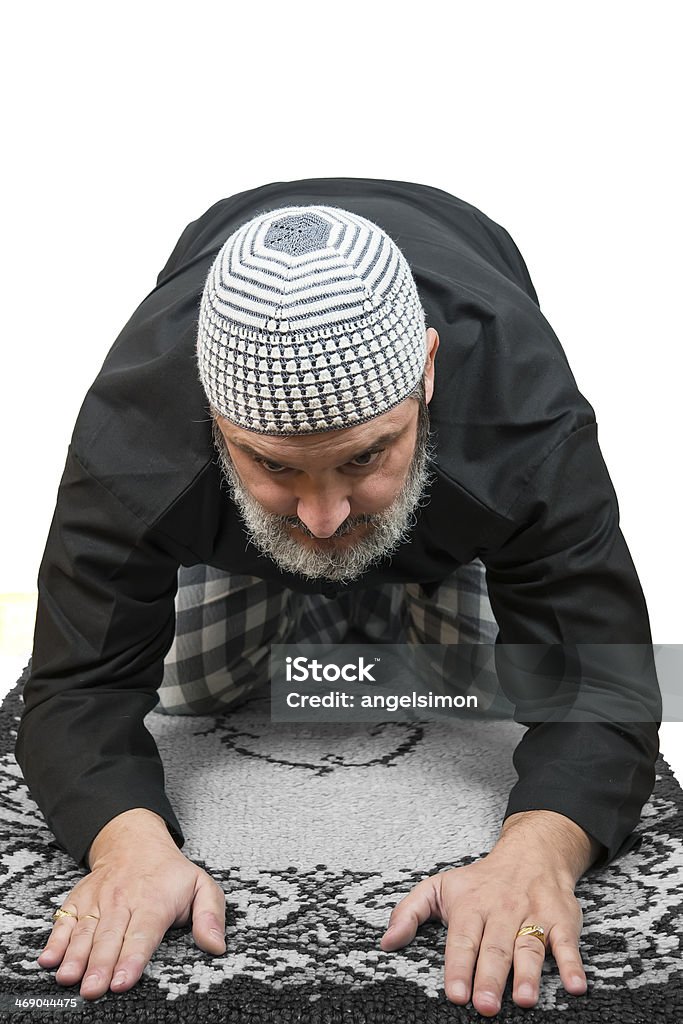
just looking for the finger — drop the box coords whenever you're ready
[73,907,137,1000]
[103,908,172,996]
[443,908,485,1006]
[471,917,518,1018]
[191,876,227,955]
[380,879,438,950]
[511,926,548,1008]
[37,905,80,969]
[52,913,111,997]
[547,924,588,996]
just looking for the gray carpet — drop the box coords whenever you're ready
[1,660,682,1022]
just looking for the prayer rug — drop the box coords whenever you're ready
[1,660,682,1022]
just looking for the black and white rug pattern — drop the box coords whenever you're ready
[1,662,682,1022]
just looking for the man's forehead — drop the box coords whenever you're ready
[220,401,415,457]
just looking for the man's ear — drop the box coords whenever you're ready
[210,409,228,446]
[424,328,439,404]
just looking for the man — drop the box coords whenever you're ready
[16,177,661,1016]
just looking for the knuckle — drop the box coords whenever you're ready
[131,924,163,949]
[56,960,83,979]
[54,916,76,930]
[73,919,97,934]
[118,950,152,972]
[38,949,62,968]
[56,951,83,973]
[482,943,510,961]
[447,956,472,972]
[197,907,219,922]
[449,934,479,955]
[555,949,583,969]
[91,926,122,944]
[517,973,537,987]
[562,899,581,920]
[557,891,582,916]
[557,882,578,900]
[516,940,545,960]
[552,933,581,950]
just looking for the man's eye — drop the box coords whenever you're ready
[349,450,382,467]
[257,459,288,473]
[254,449,383,473]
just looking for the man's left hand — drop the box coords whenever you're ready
[379,810,603,1017]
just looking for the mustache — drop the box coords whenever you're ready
[282,513,377,538]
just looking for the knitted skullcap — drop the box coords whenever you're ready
[196,204,428,434]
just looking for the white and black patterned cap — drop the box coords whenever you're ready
[196,204,428,434]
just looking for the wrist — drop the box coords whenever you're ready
[496,810,603,883]
[87,808,176,869]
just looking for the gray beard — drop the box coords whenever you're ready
[211,398,436,584]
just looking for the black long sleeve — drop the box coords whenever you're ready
[481,421,662,866]
[15,447,186,871]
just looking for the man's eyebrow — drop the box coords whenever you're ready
[226,428,406,466]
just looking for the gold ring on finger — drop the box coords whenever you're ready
[52,908,78,922]
[516,923,546,947]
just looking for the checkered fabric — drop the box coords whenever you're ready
[155,558,503,717]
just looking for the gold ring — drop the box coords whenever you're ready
[53,908,77,922]
[516,924,546,947]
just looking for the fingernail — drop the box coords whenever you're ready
[518,982,535,999]
[112,971,127,987]
[211,928,224,940]
[449,980,467,1000]
[571,974,586,989]
[480,990,500,1010]
[82,974,99,988]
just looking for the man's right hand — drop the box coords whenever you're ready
[36,809,227,1000]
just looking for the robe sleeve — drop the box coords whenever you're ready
[480,421,662,867]
[15,446,186,871]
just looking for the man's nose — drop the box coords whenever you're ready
[295,489,352,538]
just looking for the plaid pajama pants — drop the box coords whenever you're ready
[155,557,502,716]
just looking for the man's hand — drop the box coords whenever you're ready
[380,811,603,1017]
[36,809,227,1001]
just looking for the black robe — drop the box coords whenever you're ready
[15,176,661,872]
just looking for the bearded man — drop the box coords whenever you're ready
[16,177,661,1015]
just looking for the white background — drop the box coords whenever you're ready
[1,2,680,775]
